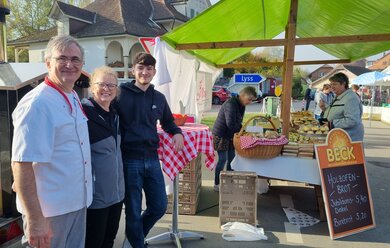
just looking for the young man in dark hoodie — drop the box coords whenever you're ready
[115,52,184,248]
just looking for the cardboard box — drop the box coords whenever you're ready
[219,171,258,226]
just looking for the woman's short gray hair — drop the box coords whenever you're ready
[45,35,84,60]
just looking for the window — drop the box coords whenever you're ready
[190,9,195,18]
[319,72,325,77]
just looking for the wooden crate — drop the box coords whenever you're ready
[219,171,258,226]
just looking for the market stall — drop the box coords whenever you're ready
[149,0,390,243]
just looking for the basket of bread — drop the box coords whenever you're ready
[233,115,288,159]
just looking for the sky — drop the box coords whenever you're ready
[208,0,384,73]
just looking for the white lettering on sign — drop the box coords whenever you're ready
[240,76,255,82]
[334,215,353,228]
[327,172,357,190]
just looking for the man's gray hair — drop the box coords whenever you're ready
[45,35,84,60]
[239,86,257,99]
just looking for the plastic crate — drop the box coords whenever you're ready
[219,171,257,226]
[178,172,202,193]
[179,166,201,182]
[181,154,202,172]
[166,195,200,215]
[168,184,201,204]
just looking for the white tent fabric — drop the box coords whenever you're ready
[352,71,390,86]
[151,37,172,86]
[151,37,222,121]
[376,76,390,86]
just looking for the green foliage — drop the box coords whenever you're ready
[7,0,54,39]
[223,68,234,78]
[201,113,258,130]
[231,48,284,78]
[62,0,93,8]
[292,78,303,99]
[6,46,29,62]
[6,0,94,62]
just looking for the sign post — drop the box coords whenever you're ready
[315,128,375,239]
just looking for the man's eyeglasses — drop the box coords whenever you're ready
[52,56,83,66]
[94,82,118,89]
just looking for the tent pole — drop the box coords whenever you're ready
[281,0,298,137]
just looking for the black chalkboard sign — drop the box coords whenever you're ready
[315,128,375,239]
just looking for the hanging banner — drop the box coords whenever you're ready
[139,37,156,54]
[315,128,375,239]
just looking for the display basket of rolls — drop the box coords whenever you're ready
[233,115,288,159]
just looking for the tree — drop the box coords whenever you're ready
[291,67,310,99]
[7,0,54,40]
[62,0,94,8]
[231,48,284,78]
[6,0,94,62]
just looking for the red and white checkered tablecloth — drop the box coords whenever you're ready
[157,123,216,180]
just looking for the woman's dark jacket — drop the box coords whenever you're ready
[212,96,245,139]
[82,98,125,209]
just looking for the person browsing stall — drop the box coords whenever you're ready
[314,84,334,120]
[115,52,184,248]
[82,66,124,248]
[212,86,257,192]
[11,35,92,248]
[322,72,364,141]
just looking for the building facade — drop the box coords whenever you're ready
[308,64,334,82]
[8,0,210,78]
[169,0,211,18]
[368,53,390,71]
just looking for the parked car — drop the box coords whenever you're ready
[212,85,231,104]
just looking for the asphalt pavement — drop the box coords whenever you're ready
[113,102,390,248]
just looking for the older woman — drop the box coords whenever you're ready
[212,86,257,191]
[82,66,124,248]
[323,72,364,141]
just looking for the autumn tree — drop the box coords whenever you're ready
[6,0,93,62]
[231,47,284,78]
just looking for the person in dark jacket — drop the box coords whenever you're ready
[304,86,313,111]
[212,86,257,191]
[82,66,124,248]
[115,52,184,248]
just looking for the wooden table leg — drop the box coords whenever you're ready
[314,185,326,222]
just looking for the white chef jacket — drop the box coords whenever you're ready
[12,82,92,217]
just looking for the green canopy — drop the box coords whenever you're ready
[162,0,390,65]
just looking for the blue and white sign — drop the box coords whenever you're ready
[234,73,264,84]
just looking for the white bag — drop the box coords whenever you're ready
[221,222,268,242]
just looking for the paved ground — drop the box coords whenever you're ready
[113,103,390,248]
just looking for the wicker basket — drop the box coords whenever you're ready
[233,115,283,159]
